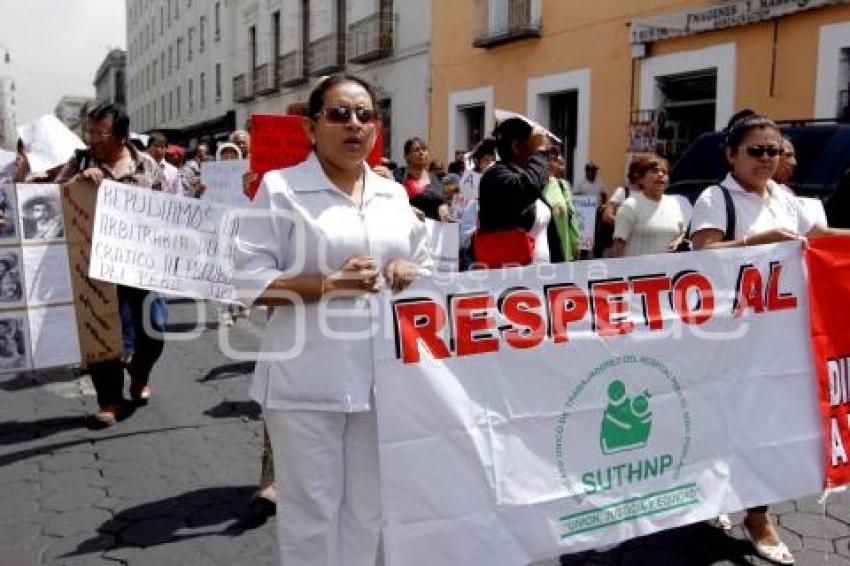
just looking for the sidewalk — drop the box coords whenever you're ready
[1,300,849,565]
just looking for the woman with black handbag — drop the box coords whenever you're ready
[475,117,564,268]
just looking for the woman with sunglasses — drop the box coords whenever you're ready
[234,74,430,566]
[691,113,850,565]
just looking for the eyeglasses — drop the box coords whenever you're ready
[744,145,781,158]
[317,106,378,125]
[83,129,114,139]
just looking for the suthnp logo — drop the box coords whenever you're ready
[554,355,698,538]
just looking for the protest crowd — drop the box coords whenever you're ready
[3,70,850,566]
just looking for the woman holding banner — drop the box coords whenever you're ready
[691,112,850,565]
[234,74,430,566]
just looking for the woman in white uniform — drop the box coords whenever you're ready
[234,74,430,566]
[691,112,849,565]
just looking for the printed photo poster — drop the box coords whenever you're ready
[0,184,20,242]
[0,183,82,373]
[18,184,65,243]
[0,311,31,372]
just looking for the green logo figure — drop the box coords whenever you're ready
[600,379,652,454]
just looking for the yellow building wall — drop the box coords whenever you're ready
[430,0,850,192]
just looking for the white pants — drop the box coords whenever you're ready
[265,408,382,566]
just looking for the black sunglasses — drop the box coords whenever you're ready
[317,106,378,125]
[744,144,781,158]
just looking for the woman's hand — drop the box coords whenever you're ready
[437,204,451,222]
[385,259,421,293]
[746,228,801,246]
[322,256,379,296]
[552,202,567,216]
[242,171,259,197]
[411,206,426,222]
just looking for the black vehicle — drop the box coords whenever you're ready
[667,122,850,204]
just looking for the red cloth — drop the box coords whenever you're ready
[805,235,850,488]
[403,175,427,199]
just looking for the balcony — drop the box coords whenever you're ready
[473,0,541,48]
[309,34,344,76]
[232,73,254,103]
[278,51,307,87]
[348,11,394,64]
[253,63,279,95]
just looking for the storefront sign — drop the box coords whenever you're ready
[631,0,846,44]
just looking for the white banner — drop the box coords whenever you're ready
[200,159,250,208]
[89,180,239,301]
[374,242,822,565]
[572,195,597,251]
[425,219,460,273]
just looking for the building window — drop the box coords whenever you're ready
[174,0,179,20]
[189,78,194,113]
[200,16,206,52]
[188,27,194,60]
[473,0,541,48]
[215,63,222,101]
[153,60,158,85]
[176,85,181,117]
[167,0,171,27]
[815,22,850,121]
[160,52,165,79]
[177,37,182,68]
[161,94,166,122]
[215,2,221,40]
[160,6,164,35]
[448,86,494,164]
[168,45,173,75]
[200,72,206,109]
[169,90,173,120]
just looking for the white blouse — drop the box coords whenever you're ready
[234,153,431,412]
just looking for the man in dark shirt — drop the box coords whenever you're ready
[57,103,167,429]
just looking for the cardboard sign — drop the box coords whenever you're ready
[247,114,384,199]
[61,180,122,365]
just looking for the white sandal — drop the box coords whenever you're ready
[744,523,794,565]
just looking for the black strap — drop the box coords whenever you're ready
[624,186,630,199]
[718,184,736,242]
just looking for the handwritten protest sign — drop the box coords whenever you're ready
[89,180,238,301]
[200,159,250,207]
[247,114,383,199]
[424,220,459,273]
[572,195,598,251]
[61,180,122,365]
